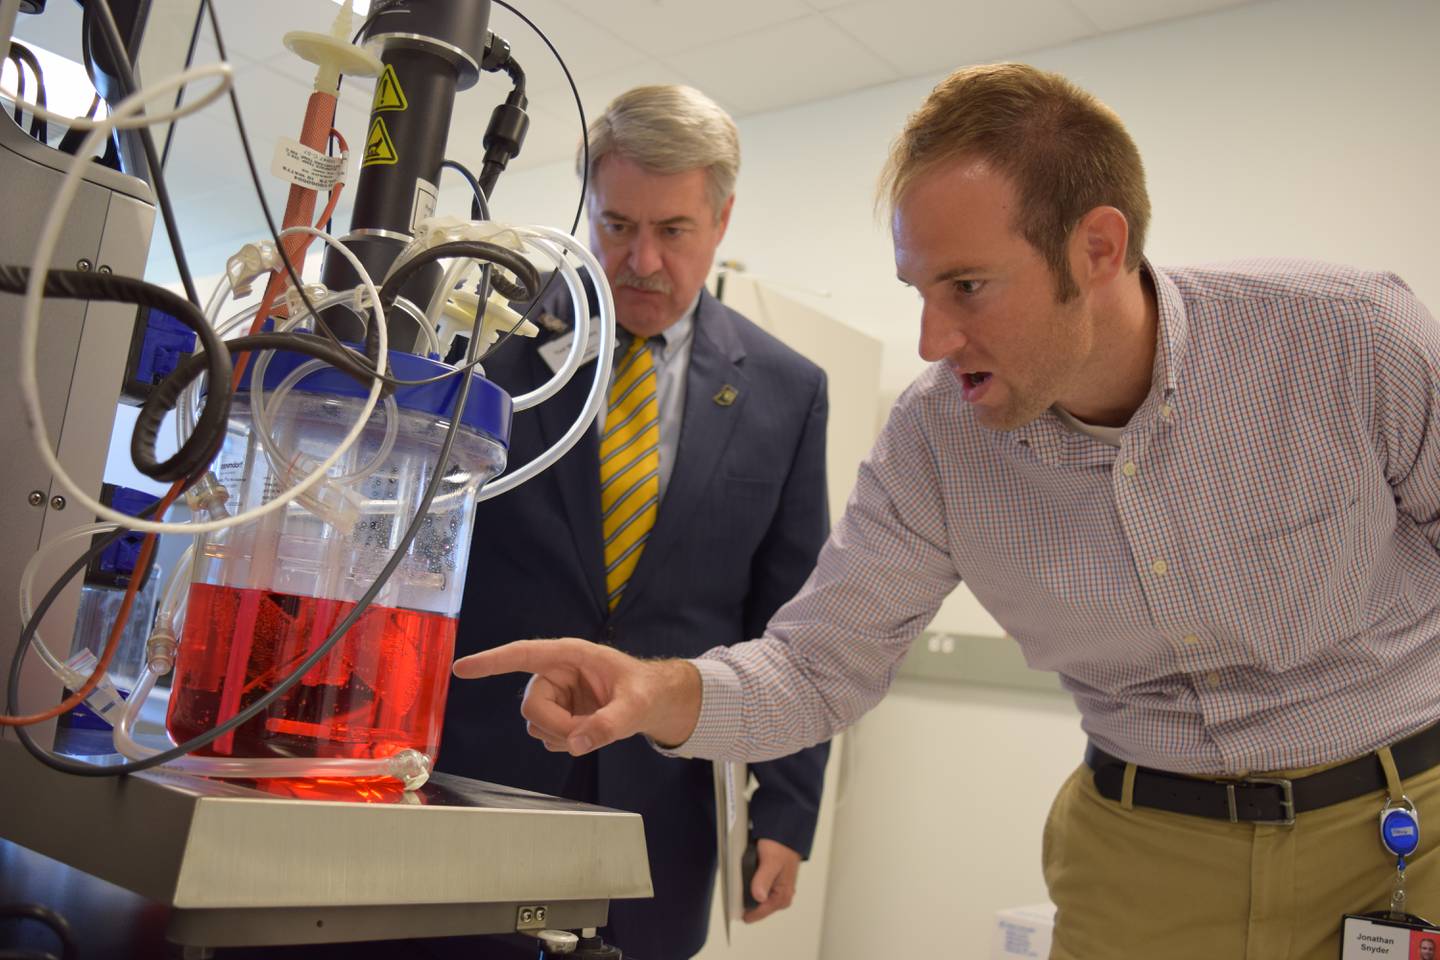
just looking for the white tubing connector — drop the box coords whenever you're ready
[60,649,129,728]
[440,287,539,359]
[226,241,282,298]
[283,0,383,97]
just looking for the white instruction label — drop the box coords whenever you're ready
[410,177,438,233]
[270,137,347,191]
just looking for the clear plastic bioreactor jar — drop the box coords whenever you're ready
[166,349,510,766]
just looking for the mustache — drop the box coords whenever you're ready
[614,269,671,294]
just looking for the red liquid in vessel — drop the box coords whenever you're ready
[167,583,456,761]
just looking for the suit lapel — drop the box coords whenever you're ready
[532,333,610,617]
[613,292,748,615]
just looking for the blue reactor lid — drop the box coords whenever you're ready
[235,348,512,449]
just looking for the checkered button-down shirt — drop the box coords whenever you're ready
[673,259,1440,776]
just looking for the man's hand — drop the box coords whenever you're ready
[452,639,702,755]
[743,838,802,924]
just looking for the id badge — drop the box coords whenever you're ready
[537,323,603,374]
[1340,913,1440,958]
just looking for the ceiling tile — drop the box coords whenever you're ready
[488,0,650,88]
[672,15,900,116]
[225,62,320,139]
[557,0,818,56]
[1065,0,1254,33]
[160,111,243,202]
[824,0,1099,77]
[203,0,348,67]
[526,58,697,137]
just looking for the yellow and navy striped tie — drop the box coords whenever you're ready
[600,336,660,610]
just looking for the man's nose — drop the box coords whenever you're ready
[917,302,966,362]
[628,230,663,278]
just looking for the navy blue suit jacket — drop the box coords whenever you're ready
[439,284,831,959]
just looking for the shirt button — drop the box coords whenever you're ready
[1183,634,1201,646]
[1206,672,1221,689]
[1160,403,1174,420]
[1151,559,1169,576]
[1122,461,1137,477]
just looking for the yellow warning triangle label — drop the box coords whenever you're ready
[363,116,398,167]
[372,64,408,112]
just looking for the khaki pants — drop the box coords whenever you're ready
[1043,754,1440,959]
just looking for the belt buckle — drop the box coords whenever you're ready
[1225,776,1295,826]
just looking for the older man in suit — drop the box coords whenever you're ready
[438,85,831,960]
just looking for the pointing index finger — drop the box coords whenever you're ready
[452,638,587,680]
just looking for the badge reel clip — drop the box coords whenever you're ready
[1370,796,1432,927]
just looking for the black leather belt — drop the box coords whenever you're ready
[1087,720,1440,826]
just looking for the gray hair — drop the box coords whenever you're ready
[578,84,740,219]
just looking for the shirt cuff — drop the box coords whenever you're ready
[650,656,743,760]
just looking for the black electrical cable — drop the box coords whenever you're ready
[132,331,376,485]
[132,327,383,483]
[8,298,487,779]
[157,0,207,171]
[6,50,26,122]
[5,41,47,142]
[440,158,491,221]
[492,0,588,239]
[89,0,201,308]
[0,902,76,960]
[54,93,103,156]
[380,240,538,309]
[476,48,527,200]
[0,267,234,484]
[6,50,29,129]
[498,51,526,90]
[461,0,591,364]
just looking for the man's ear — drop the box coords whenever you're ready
[1070,205,1130,290]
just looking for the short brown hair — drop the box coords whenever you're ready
[578,84,740,220]
[880,63,1150,300]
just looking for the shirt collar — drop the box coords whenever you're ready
[1148,259,1189,398]
[1003,258,1188,457]
[619,291,700,359]
[657,291,700,359]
